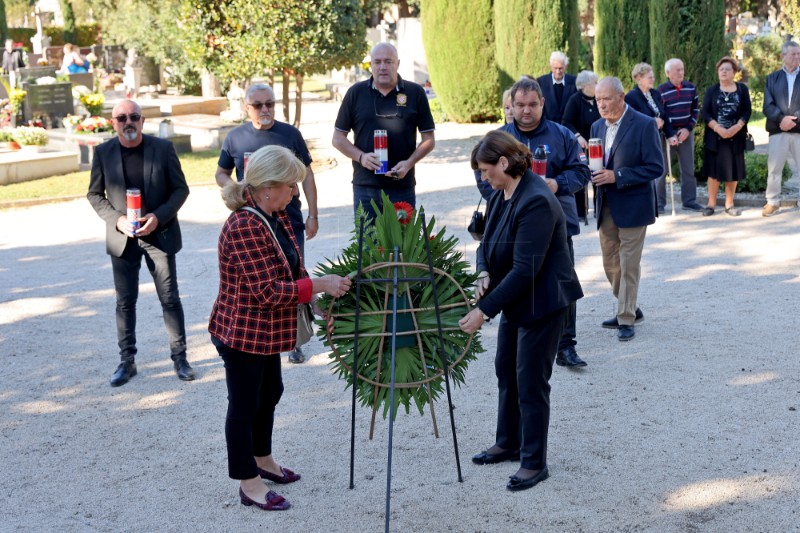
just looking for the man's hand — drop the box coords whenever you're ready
[576,136,588,150]
[116,215,136,238]
[668,136,679,146]
[591,169,617,186]
[459,308,485,334]
[655,117,664,130]
[305,216,319,240]
[676,128,691,143]
[544,177,559,194]
[360,152,380,171]
[779,115,797,132]
[389,160,412,180]
[136,213,159,236]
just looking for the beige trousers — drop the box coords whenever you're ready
[598,206,647,326]
[766,132,800,206]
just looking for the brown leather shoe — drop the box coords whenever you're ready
[762,204,780,217]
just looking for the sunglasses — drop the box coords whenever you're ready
[247,101,276,110]
[113,113,142,123]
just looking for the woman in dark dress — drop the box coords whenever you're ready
[561,70,599,219]
[701,57,751,216]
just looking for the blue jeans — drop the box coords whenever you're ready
[111,239,186,362]
[353,185,416,220]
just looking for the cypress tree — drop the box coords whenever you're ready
[0,0,7,44]
[421,0,500,122]
[593,0,651,85]
[61,0,76,44]
[494,0,580,89]
[649,0,727,95]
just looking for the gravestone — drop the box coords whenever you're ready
[139,56,162,87]
[23,82,74,126]
[103,45,127,72]
[18,66,57,83]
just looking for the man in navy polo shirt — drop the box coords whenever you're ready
[475,77,591,368]
[215,83,318,364]
[332,42,435,217]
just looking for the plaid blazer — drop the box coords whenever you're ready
[209,197,309,355]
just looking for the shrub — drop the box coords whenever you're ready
[742,34,783,95]
[0,129,14,142]
[7,28,35,48]
[494,0,580,89]
[422,0,500,122]
[428,98,449,124]
[43,24,102,47]
[739,152,791,193]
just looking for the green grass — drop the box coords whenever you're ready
[749,109,766,130]
[0,150,220,203]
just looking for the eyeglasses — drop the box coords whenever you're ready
[113,113,141,123]
[247,101,276,110]
[373,97,401,120]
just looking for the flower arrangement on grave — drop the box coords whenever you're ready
[37,57,49,66]
[35,76,57,85]
[9,89,26,114]
[74,116,113,134]
[79,92,105,116]
[12,126,49,146]
[62,115,82,128]
[315,194,483,419]
[0,128,14,142]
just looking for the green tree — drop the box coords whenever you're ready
[649,0,727,96]
[783,0,800,39]
[61,0,76,44]
[494,0,580,89]
[422,0,500,122]
[593,0,650,84]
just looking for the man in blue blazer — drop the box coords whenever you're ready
[762,40,800,217]
[537,51,577,124]
[590,78,664,341]
[88,99,194,386]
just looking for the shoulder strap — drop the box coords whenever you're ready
[241,206,289,266]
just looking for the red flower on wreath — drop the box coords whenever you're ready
[393,201,413,225]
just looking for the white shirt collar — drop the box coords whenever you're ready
[552,74,565,85]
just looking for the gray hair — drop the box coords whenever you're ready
[598,76,625,95]
[220,145,306,211]
[575,70,598,90]
[782,41,800,55]
[510,77,544,102]
[245,83,274,103]
[664,58,683,75]
[631,63,653,80]
[549,51,568,66]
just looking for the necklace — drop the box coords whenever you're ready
[721,86,736,101]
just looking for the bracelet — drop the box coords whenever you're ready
[307,215,318,219]
[357,153,363,165]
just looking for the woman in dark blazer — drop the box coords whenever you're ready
[625,63,676,142]
[210,145,351,511]
[460,130,583,492]
[701,57,751,216]
[562,70,600,220]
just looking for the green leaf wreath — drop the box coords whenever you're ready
[315,194,483,420]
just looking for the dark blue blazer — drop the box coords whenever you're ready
[537,73,577,123]
[589,107,664,229]
[624,86,675,138]
[476,171,583,325]
[763,68,800,135]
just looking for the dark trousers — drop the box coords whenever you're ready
[215,341,284,480]
[285,200,305,257]
[495,307,567,470]
[111,238,186,363]
[353,185,416,219]
[558,237,577,350]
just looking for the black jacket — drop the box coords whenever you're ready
[625,86,675,138]
[702,82,751,153]
[763,68,800,135]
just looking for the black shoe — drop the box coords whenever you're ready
[618,325,635,341]
[472,448,520,465]
[110,361,137,387]
[288,347,305,364]
[556,346,587,368]
[682,202,704,212]
[506,467,549,491]
[173,357,195,381]
[601,308,644,329]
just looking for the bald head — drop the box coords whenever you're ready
[111,99,144,147]
[112,99,142,117]
[370,42,399,91]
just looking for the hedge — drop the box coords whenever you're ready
[594,0,651,82]
[8,24,101,49]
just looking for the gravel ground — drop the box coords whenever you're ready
[1,101,799,532]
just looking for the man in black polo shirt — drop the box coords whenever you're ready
[332,42,435,217]
[215,83,318,364]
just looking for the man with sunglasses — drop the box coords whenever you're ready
[332,42,435,216]
[215,83,318,364]
[88,99,194,386]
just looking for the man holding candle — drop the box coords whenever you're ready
[87,99,193,386]
[332,42,435,217]
[474,77,591,368]
[590,78,664,341]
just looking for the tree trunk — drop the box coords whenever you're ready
[282,69,291,123]
[201,69,221,97]
[293,73,303,128]
[267,70,274,89]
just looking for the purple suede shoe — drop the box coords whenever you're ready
[239,488,290,511]
[258,466,301,484]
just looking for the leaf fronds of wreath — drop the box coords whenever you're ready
[314,193,483,419]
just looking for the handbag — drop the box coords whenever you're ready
[467,197,485,241]
[744,133,755,152]
[241,207,315,344]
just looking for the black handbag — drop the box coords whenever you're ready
[467,197,485,241]
[744,133,755,152]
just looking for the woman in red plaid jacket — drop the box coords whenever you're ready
[209,145,351,511]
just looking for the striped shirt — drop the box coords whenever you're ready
[657,80,699,130]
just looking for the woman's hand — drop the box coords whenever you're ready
[312,274,352,298]
[655,117,664,130]
[459,308,485,334]
[476,271,490,301]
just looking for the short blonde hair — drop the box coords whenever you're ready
[631,63,653,81]
[220,145,306,211]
